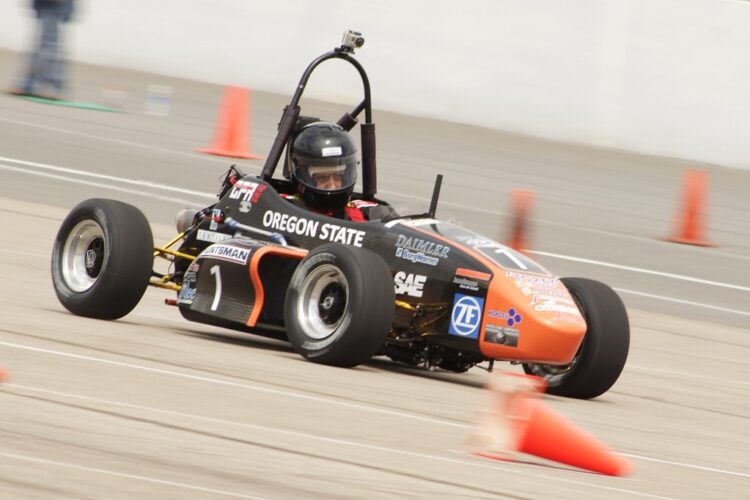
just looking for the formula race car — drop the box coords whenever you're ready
[51,31,629,399]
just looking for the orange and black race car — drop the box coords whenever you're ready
[50,32,629,399]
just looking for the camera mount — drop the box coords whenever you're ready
[337,30,365,54]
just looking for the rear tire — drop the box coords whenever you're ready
[51,199,154,320]
[284,244,394,367]
[523,277,629,399]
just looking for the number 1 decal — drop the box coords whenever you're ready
[210,265,222,311]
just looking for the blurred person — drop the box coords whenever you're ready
[286,121,376,221]
[9,0,75,100]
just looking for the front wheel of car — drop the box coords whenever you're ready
[51,199,154,320]
[522,277,630,399]
[284,244,395,367]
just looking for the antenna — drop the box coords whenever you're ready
[427,174,443,218]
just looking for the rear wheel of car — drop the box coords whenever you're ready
[51,199,154,320]
[284,244,395,367]
[522,277,630,399]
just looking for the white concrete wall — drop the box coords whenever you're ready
[2,0,749,169]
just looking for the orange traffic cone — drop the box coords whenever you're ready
[468,371,632,476]
[666,169,714,246]
[507,189,534,253]
[0,366,9,383]
[197,86,262,159]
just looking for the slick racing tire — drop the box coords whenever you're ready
[284,244,395,367]
[523,277,630,399]
[51,199,154,320]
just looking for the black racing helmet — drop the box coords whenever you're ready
[290,122,357,211]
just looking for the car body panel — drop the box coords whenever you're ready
[176,176,586,365]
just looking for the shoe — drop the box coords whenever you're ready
[6,88,63,100]
[6,88,32,97]
[31,92,63,101]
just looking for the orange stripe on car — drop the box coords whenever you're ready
[455,267,492,281]
[246,246,307,327]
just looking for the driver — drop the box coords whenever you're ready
[286,121,373,221]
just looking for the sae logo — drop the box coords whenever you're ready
[449,293,484,339]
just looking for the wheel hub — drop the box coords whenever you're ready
[296,264,349,340]
[318,283,345,324]
[61,220,106,292]
[84,239,104,278]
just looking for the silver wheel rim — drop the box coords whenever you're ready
[61,220,106,292]
[296,264,349,340]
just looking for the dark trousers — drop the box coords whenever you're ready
[20,7,69,96]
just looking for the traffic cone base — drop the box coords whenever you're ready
[196,146,261,160]
[197,86,262,160]
[514,398,632,476]
[664,236,714,247]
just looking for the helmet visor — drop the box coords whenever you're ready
[294,155,357,191]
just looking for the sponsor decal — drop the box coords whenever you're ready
[534,300,579,315]
[183,261,200,283]
[453,276,479,292]
[229,180,267,203]
[505,271,577,313]
[395,247,439,266]
[201,244,251,265]
[262,210,365,247]
[197,229,232,243]
[453,268,490,292]
[484,324,519,347]
[455,235,495,247]
[455,268,492,281]
[393,271,426,298]
[449,293,484,339]
[522,286,568,300]
[505,271,559,288]
[238,200,251,213]
[488,308,523,327]
[209,208,222,231]
[321,146,342,157]
[394,234,450,266]
[177,284,196,303]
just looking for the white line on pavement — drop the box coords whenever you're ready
[0,163,204,206]
[1,347,748,482]
[0,450,267,499]
[0,340,466,428]
[0,156,215,199]
[531,250,750,293]
[2,383,675,498]
[0,116,238,166]
[615,288,750,317]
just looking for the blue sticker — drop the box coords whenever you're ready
[449,293,484,339]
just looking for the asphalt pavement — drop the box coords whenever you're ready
[0,48,748,499]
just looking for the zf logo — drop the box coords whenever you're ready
[393,271,426,298]
[449,294,484,339]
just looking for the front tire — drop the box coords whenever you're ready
[51,199,154,320]
[284,244,395,367]
[523,277,630,399]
